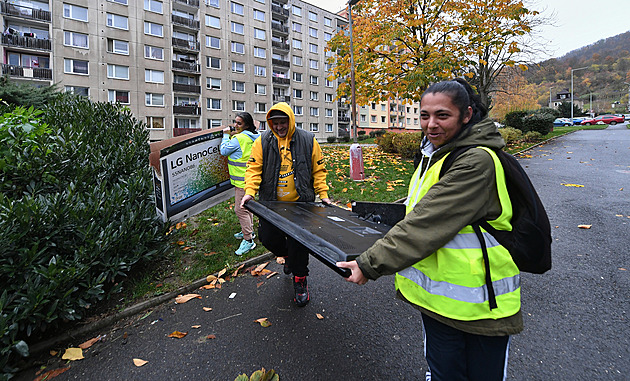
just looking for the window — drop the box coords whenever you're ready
[309,43,318,53]
[144,21,163,37]
[254,28,266,40]
[109,0,128,4]
[324,32,332,41]
[414,118,419,125]
[207,56,221,69]
[64,31,88,48]
[174,75,196,85]
[325,62,333,71]
[145,45,163,60]
[231,41,244,54]
[208,119,222,129]
[293,89,302,99]
[107,13,128,30]
[255,103,266,113]
[253,9,265,21]
[381,104,386,111]
[255,84,266,95]
[310,107,319,116]
[107,64,129,80]
[231,1,244,15]
[107,39,129,54]
[292,22,302,33]
[326,123,333,132]
[144,0,162,13]
[254,47,266,58]
[310,75,318,85]
[205,15,220,28]
[295,122,303,129]
[381,116,386,123]
[206,0,219,8]
[64,58,88,75]
[254,65,266,76]
[231,22,244,34]
[310,91,318,101]
[325,93,333,102]
[145,93,164,106]
[208,98,222,110]
[293,72,302,82]
[324,17,332,27]
[310,123,319,132]
[293,106,303,115]
[145,69,164,83]
[293,56,303,66]
[371,115,377,123]
[309,59,319,69]
[63,4,88,21]
[325,79,333,87]
[108,90,129,104]
[308,11,317,22]
[232,61,245,73]
[233,100,245,111]
[175,118,198,129]
[65,86,89,97]
[232,81,245,92]
[207,77,221,90]
[292,39,302,50]
[309,27,317,38]
[206,36,220,49]
[292,5,301,16]
[147,116,164,129]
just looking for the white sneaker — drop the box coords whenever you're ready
[235,240,256,256]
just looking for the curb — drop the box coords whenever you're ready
[28,251,275,357]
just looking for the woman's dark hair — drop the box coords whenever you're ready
[421,78,488,129]
[235,111,256,132]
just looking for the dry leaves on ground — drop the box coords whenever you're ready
[133,358,149,367]
[61,348,84,361]
[175,294,201,304]
[254,318,272,327]
[33,367,70,381]
[168,331,188,339]
[78,335,102,349]
[578,224,592,229]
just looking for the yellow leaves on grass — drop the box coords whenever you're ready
[175,294,201,304]
[254,318,272,327]
[168,331,188,339]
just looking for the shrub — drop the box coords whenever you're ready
[369,129,386,138]
[499,127,523,144]
[339,135,351,143]
[522,113,553,135]
[504,111,529,131]
[358,134,368,141]
[357,130,366,136]
[391,132,423,159]
[536,107,560,119]
[326,136,336,143]
[524,131,543,142]
[0,95,168,375]
[376,131,396,153]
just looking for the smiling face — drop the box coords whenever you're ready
[270,117,290,138]
[233,116,245,133]
[420,92,472,148]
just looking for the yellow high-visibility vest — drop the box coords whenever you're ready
[227,133,253,188]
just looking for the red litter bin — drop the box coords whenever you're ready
[349,143,364,181]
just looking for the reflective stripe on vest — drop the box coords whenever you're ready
[396,147,520,320]
[228,134,253,187]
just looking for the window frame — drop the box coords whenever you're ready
[108,89,130,104]
[145,45,164,60]
[144,21,163,37]
[106,13,128,30]
[145,69,164,84]
[63,31,89,49]
[144,0,163,14]
[63,3,88,22]
[107,64,129,80]
[205,14,220,29]
[145,92,165,107]
[231,41,245,54]
[64,58,88,75]
[108,38,129,55]
[207,77,221,90]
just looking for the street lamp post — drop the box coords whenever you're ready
[348,0,360,143]
[549,87,553,108]
[624,82,630,112]
[571,67,588,122]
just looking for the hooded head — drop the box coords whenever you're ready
[266,102,295,140]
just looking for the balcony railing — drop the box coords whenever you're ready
[172,60,200,73]
[272,40,290,50]
[273,95,290,103]
[1,34,51,51]
[337,101,349,109]
[272,77,290,85]
[173,127,202,137]
[338,116,350,123]
[173,83,201,93]
[271,23,289,35]
[271,4,289,17]
[0,2,51,22]
[173,0,200,7]
[172,14,200,29]
[272,58,290,68]
[172,37,200,51]
[173,104,201,115]
[1,64,52,80]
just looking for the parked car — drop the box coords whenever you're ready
[581,115,624,125]
[553,118,572,126]
[623,114,630,121]
[571,118,584,125]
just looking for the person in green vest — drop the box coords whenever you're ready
[337,78,522,381]
[220,112,260,256]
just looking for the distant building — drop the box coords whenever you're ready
[549,88,584,110]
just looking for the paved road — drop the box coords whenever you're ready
[18,126,629,381]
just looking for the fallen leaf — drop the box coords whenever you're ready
[251,262,269,276]
[218,278,226,284]
[217,268,227,278]
[616,214,624,217]
[201,284,215,289]
[206,274,217,282]
[175,294,201,304]
[182,246,192,251]
[206,334,216,339]
[578,224,592,229]
[232,264,245,277]
[168,331,188,339]
[561,183,584,188]
[50,350,58,356]
[33,367,70,381]
[191,325,201,329]
[79,336,101,349]
[133,358,148,367]
[176,240,185,245]
[61,348,84,361]
[204,252,217,257]
[266,271,278,279]
[316,313,324,320]
[202,307,213,311]
[257,281,265,288]
[275,257,286,265]
[254,318,272,327]
[619,268,626,271]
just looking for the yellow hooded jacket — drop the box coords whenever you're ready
[244,102,328,201]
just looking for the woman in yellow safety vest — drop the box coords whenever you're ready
[338,79,522,381]
[220,112,260,256]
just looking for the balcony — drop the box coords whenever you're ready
[271,23,288,35]
[173,127,202,137]
[271,4,289,18]
[1,34,51,51]
[172,14,200,30]
[272,40,290,51]
[338,116,350,123]
[272,76,290,85]
[172,37,200,52]
[173,83,201,93]
[173,0,200,7]
[0,2,51,23]
[337,101,349,109]
[173,104,201,115]
[1,64,51,80]
[273,95,290,103]
[172,60,200,73]
[272,58,290,68]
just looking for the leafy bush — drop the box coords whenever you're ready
[0,96,168,375]
[536,107,560,119]
[376,131,396,153]
[339,135,351,143]
[524,131,543,142]
[369,129,387,138]
[392,132,423,159]
[499,127,523,144]
[504,111,528,131]
[522,113,553,135]
[358,134,368,141]
[357,130,366,136]
[326,136,337,143]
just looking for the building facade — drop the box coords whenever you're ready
[0,0,352,142]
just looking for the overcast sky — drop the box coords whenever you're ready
[309,0,630,61]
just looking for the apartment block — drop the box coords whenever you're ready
[0,0,351,142]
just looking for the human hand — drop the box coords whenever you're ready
[321,197,332,205]
[240,194,253,209]
[336,260,368,285]
[223,127,231,134]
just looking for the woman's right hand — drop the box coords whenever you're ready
[336,260,368,285]
[240,194,253,209]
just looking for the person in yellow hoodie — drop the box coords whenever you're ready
[240,102,330,307]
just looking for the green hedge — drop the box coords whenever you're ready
[0,96,168,376]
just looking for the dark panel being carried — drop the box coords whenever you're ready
[245,201,397,277]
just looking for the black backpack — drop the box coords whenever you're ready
[440,146,552,309]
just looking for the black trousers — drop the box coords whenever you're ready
[258,219,309,277]
[421,312,511,381]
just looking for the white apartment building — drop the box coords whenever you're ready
[0,0,351,142]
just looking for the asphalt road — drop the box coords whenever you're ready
[18,126,629,381]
